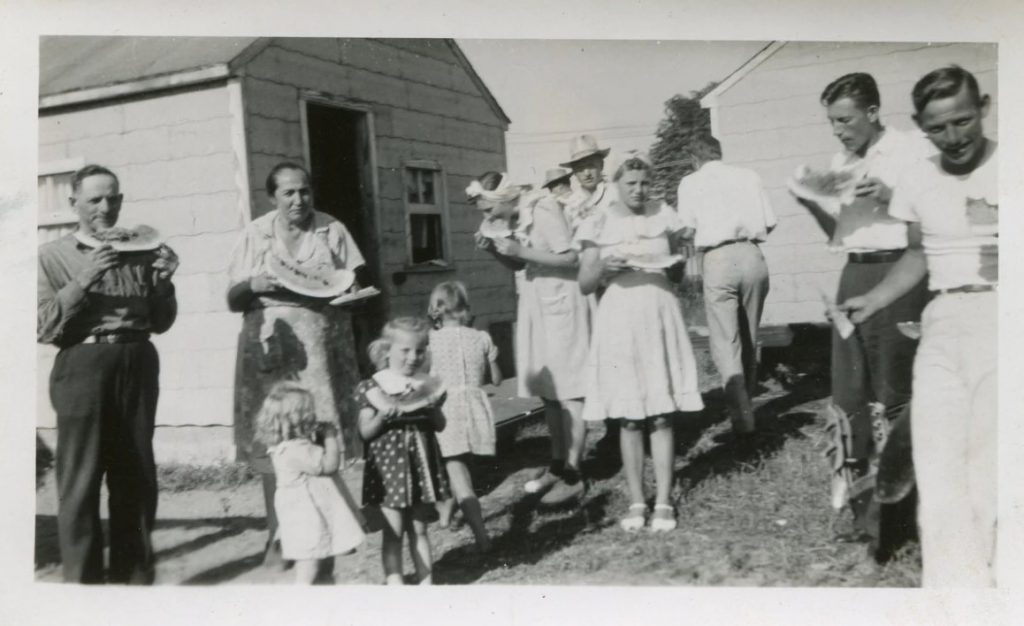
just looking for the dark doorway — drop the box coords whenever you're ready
[305,101,382,377]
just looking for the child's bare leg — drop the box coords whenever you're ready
[380,507,405,585]
[446,456,491,551]
[620,421,646,505]
[293,559,317,584]
[406,511,434,584]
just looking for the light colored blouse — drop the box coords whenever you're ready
[228,210,365,308]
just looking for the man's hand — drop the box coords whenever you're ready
[75,244,119,289]
[839,293,884,325]
[853,177,892,205]
[152,245,180,282]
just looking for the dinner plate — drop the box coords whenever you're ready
[623,254,685,270]
[329,286,381,306]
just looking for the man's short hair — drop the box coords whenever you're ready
[911,65,983,114]
[820,72,881,110]
[71,164,119,193]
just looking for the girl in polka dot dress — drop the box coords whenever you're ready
[357,316,450,585]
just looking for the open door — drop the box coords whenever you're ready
[304,99,383,377]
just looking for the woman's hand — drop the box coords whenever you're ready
[249,273,283,294]
[599,256,631,281]
[491,237,522,258]
[474,231,493,251]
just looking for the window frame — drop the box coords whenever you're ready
[401,159,452,269]
[37,158,85,227]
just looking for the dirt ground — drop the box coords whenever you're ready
[34,328,920,586]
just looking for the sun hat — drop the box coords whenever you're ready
[540,167,572,190]
[559,134,611,168]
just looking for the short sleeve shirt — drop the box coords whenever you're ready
[227,210,365,307]
[889,141,998,291]
[828,127,936,252]
[675,160,777,249]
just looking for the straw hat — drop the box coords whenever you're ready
[540,167,572,190]
[559,134,611,168]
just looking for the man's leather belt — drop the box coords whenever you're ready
[932,284,997,296]
[82,331,151,344]
[847,249,904,264]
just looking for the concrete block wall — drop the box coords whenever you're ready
[38,83,244,463]
[711,42,997,325]
[240,38,516,332]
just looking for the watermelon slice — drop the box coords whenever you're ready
[366,373,446,415]
[266,253,355,298]
[787,165,861,213]
[479,216,513,239]
[73,224,162,252]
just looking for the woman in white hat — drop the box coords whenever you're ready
[468,172,593,505]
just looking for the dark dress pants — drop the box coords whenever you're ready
[49,341,160,584]
[832,259,929,463]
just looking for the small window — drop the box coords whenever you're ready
[38,159,83,226]
[404,163,450,266]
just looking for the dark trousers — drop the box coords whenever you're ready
[49,342,160,584]
[832,259,929,462]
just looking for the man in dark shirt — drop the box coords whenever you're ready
[38,164,179,584]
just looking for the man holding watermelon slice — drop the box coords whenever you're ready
[794,73,933,545]
[38,164,179,583]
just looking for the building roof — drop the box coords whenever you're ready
[699,41,786,108]
[39,36,510,125]
[40,36,260,99]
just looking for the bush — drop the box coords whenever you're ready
[157,463,260,493]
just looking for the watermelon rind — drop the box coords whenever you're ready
[73,224,163,252]
[266,253,356,298]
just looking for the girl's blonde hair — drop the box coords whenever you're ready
[254,381,318,447]
[427,281,471,327]
[367,316,432,371]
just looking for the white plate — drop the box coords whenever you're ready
[267,254,356,298]
[73,225,163,252]
[329,286,381,306]
[624,254,685,270]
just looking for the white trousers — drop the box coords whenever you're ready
[912,291,997,587]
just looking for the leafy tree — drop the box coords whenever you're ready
[649,81,720,208]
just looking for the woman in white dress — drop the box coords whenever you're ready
[577,156,704,531]
[470,172,593,505]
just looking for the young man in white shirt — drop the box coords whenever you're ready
[842,66,997,587]
[676,139,776,439]
[797,73,933,537]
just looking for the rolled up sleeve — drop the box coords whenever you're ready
[37,253,88,345]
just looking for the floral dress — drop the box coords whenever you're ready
[228,210,365,472]
[429,327,498,457]
[357,376,450,510]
